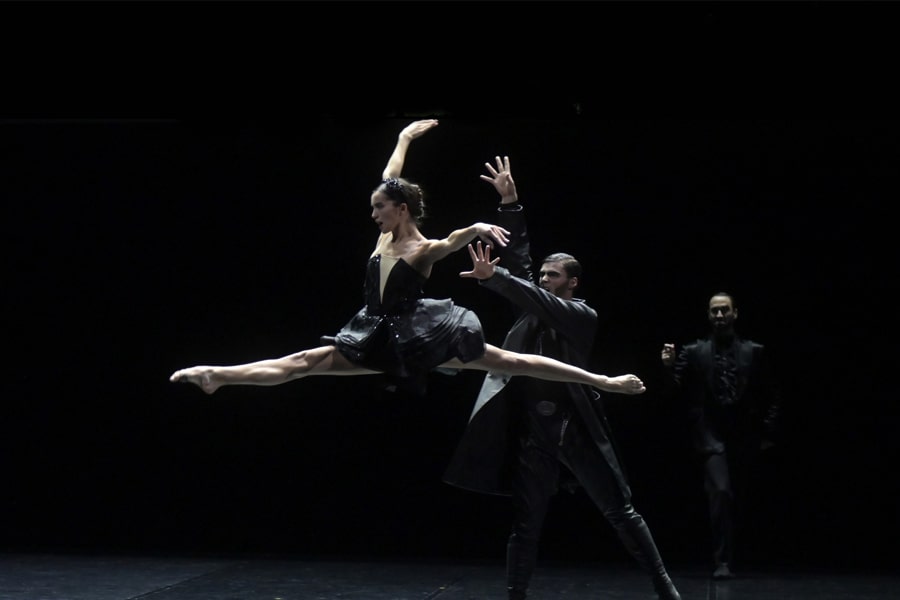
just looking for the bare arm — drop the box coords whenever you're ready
[419,222,510,266]
[382,119,439,180]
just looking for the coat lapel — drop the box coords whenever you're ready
[735,338,753,400]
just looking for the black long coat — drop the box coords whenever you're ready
[442,206,631,499]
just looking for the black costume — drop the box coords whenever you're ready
[663,334,781,573]
[327,254,486,395]
[443,204,680,600]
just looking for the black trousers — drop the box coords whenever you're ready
[510,418,632,541]
[702,452,733,565]
[702,446,761,566]
[507,416,669,596]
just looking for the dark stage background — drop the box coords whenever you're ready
[3,112,897,572]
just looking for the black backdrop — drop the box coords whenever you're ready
[2,0,899,574]
[4,114,897,569]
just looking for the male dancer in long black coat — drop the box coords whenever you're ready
[445,156,680,600]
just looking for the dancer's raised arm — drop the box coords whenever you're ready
[371,119,509,274]
[383,119,439,180]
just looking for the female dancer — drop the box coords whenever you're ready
[170,119,645,398]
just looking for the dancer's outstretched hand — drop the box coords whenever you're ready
[480,155,518,204]
[461,241,500,280]
[471,222,510,248]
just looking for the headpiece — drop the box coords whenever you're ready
[382,178,403,192]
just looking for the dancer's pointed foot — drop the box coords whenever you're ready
[601,374,646,395]
[170,367,219,394]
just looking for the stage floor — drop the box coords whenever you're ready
[0,552,895,599]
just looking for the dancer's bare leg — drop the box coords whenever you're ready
[441,344,646,395]
[170,345,379,394]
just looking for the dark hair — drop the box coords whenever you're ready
[709,291,736,307]
[541,252,582,279]
[376,178,427,226]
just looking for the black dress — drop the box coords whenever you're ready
[328,255,485,395]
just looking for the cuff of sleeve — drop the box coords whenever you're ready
[498,201,523,212]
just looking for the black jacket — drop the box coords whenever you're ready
[442,205,631,498]
[664,337,781,456]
